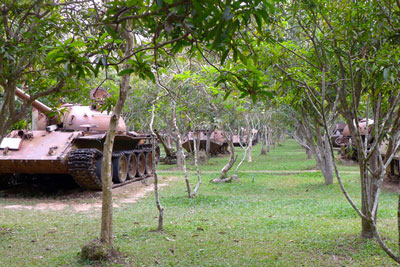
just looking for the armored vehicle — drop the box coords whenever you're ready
[0,88,158,190]
[233,129,259,147]
[337,119,374,160]
[182,130,228,155]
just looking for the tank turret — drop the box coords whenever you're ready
[0,88,157,190]
[15,88,126,133]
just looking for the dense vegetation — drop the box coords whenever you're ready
[1,0,400,264]
[1,141,399,266]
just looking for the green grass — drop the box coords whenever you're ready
[0,139,398,266]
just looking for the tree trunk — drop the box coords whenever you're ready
[306,147,313,159]
[211,132,236,182]
[191,128,202,197]
[175,138,182,168]
[247,133,253,162]
[260,138,267,155]
[266,127,271,152]
[100,22,133,247]
[358,147,380,239]
[0,82,23,141]
[260,126,268,155]
[235,133,249,175]
[398,193,400,255]
[154,130,173,158]
[359,158,375,239]
[205,127,213,159]
[152,135,164,230]
[314,132,334,185]
[0,85,13,140]
[245,114,253,162]
[172,102,191,197]
[322,137,333,184]
[149,99,164,231]
[295,118,333,185]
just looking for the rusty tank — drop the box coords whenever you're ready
[330,123,346,148]
[233,128,259,147]
[337,118,374,160]
[182,130,228,155]
[0,88,159,190]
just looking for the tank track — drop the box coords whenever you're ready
[68,148,103,190]
[68,146,157,191]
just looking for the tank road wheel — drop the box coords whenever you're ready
[137,152,146,178]
[112,154,128,183]
[145,152,153,176]
[127,153,138,180]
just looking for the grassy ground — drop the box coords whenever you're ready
[0,140,399,266]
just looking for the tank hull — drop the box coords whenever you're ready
[1,89,158,190]
[0,130,79,174]
[0,130,156,190]
[182,130,228,155]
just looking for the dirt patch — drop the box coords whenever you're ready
[382,177,400,193]
[1,176,177,213]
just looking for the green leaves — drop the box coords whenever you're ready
[117,68,135,76]
[104,25,119,40]
[46,38,93,78]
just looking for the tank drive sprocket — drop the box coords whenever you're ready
[68,148,103,190]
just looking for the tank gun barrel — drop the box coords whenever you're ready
[15,88,52,115]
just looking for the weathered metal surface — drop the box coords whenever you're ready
[15,88,52,115]
[0,130,81,173]
[0,89,158,190]
[62,105,126,132]
[330,123,346,148]
[233,129,258,147]
[182,130,228,155]
[342,119,373,137]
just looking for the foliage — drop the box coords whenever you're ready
[0,1,98,137]
[0,141,398,266]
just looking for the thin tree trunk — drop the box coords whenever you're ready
[247,132,253,162]
[359,153,377,239]
[172,102,191,197]
[260,126,269,155]
[191,128,201,198]
[206,127,213,159]
[235,131,251,175]
[260,137,267,155]
[211,131,236,182]
[0,83,27,141]
[266,127,271,152]
[150,99,164,231]
[175,137,182,168]
[322,137,334,184]
[245,114,253,162]
[398,192,400,255]
[100,22,133,246]
[306,147,313,159]
[296,117,334,185]
[0,86,13,141]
